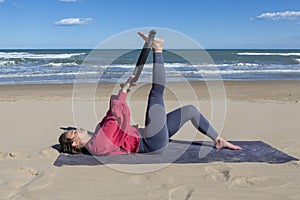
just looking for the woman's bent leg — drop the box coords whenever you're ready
[165,105,242,150]
[166,105,219,140]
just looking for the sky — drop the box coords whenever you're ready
[0,0,300,49]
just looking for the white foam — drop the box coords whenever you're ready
[80,62,266,69]
[0,71,100,79]
[237,52,300,56]
[44,62,79,67]
[294,59,300,64]
[235,63,260,67]
[0,60,16,66]
[193,69,300,74]
[0,52,85,59]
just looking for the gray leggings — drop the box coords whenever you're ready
[138,53,219,153]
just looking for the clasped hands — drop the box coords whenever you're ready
[120,75,136,93]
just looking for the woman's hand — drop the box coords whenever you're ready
[120,75,136,93]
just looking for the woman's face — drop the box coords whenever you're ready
[65,129,89,148]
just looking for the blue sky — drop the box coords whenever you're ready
[0,0,300,49]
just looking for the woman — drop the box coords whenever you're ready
[59,32,242,155]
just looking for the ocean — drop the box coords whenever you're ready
[0,49,300,85]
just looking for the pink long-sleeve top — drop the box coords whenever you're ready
[86,91,140,155]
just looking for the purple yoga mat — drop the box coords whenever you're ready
[53,140,298,166]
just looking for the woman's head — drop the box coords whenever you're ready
[58,129,91,154]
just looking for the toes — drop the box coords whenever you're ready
[137,32,148,41]
[214,138,242,150]
[235,145,242,150]
[229,143,242,150]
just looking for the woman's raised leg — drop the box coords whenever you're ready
[136,32,241,152]
[137,32,169,153]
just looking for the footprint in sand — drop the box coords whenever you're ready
[38,147,58,157]
[230,176,285,188]
[0,167,39,199]
[6,167,39,188]
[0,151,32,160]
[287,160,300,169]
[22,171,56,191]
[1,166,56,199]
[129,175,161,190]
[0,152,16,159]
[204,163,286,188]
[204,163,232,183]
[168,186,193,200]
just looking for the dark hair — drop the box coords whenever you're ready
[58,132,83,154]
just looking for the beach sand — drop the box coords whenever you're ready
[1,81,300,200]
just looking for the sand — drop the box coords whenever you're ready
[0,81,300,200]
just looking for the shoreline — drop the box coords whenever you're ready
[2,80,300,103]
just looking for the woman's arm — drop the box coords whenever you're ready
[109,75,135,110]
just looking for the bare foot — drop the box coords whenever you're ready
[214,137,242,150]
[137,32,164,53]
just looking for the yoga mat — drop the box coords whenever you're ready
[53,140,298,167]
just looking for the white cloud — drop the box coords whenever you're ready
[0,0,5,3]
[54,18,94,26]
[256,11,300,20]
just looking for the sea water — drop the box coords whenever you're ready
[0,49,300,85]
